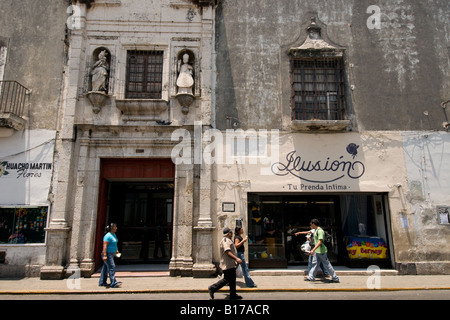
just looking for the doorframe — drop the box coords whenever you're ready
[94,158,175,269]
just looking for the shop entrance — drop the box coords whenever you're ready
[247,193,392,269]
[95,159,175,268]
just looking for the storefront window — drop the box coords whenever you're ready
[0,207,48,244]
[247,193,391,269]
[340,195,390,266]
[248,197,286,268]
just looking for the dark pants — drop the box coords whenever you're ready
[209,267,237,297]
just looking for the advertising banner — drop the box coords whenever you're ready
[0,130,55,205]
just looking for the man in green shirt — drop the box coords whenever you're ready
[305,219,340,283]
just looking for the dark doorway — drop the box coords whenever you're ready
[108,182,173,264]
[95,158,175,269]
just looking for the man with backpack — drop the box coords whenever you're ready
[295,229,329,277]
[304,219,340,283]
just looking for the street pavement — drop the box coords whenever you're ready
[1,266,449,296]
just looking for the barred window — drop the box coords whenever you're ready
[291,58,345,121]
[126,50,163,99]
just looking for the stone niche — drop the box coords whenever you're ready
[175,49,196,114]
[86,47,112,113]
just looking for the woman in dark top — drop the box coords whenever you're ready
[234,226,257,288]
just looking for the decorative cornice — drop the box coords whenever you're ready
[289,17,344,57]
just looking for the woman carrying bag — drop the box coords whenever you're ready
[99,223,122,288]
[234,226,257,288]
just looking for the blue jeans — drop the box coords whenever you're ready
[237,252,256,287]
[99,253,120,287]
[307,252,339,282]
[308,255,329,276]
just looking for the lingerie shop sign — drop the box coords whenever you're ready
[271,143,365,190]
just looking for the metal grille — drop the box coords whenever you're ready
[291,58,345,121]
[126,50,163,99]
[0,81,29,117]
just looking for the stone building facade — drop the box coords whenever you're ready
[212,0,450,275]
[0,0,67,277]
[1,0,449,278]
[39,0,219,279]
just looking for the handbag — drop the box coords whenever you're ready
[236,264,243,278]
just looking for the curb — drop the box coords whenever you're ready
[1,286,450,295]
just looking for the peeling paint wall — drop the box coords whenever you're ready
[0,0,67,277]
[214,0,450,274]
[400,132,450,272]
[215,0,450,131]
[0,0,67,130]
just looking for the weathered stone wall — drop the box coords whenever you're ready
[214,0,450,274]
[215,0,450,131]
[0,0,67,130]
[0,0,67,277]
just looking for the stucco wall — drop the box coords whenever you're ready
[399,131,450,271]
[215,0,450,131]
[0,0,67,130]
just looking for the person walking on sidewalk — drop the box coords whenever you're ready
[208,227,243,300]
[305,219,339,283]
[234,226,257,288]
[99,223,122,288]
[295,229,329,277]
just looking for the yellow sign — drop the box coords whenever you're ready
[346,237,387,259]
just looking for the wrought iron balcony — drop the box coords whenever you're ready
[0,81,30,136]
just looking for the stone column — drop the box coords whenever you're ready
[169,163,194,276]
[192,128,216,277]
[191,5,217,277]
[66,140,97,277]
[40,3,87,280]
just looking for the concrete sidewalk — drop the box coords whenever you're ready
[1,267,450,295]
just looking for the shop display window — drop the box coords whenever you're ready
[0,206,48,244]
[248,198,287,268]
[340,195,391,267]
[247,193,391,269]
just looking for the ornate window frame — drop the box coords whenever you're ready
[288,18,349,132]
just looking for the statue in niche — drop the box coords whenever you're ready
[90,50,109,92]
[176,53,194,95]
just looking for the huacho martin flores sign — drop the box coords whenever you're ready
[271,143,366,190]
[0,161,53,179]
